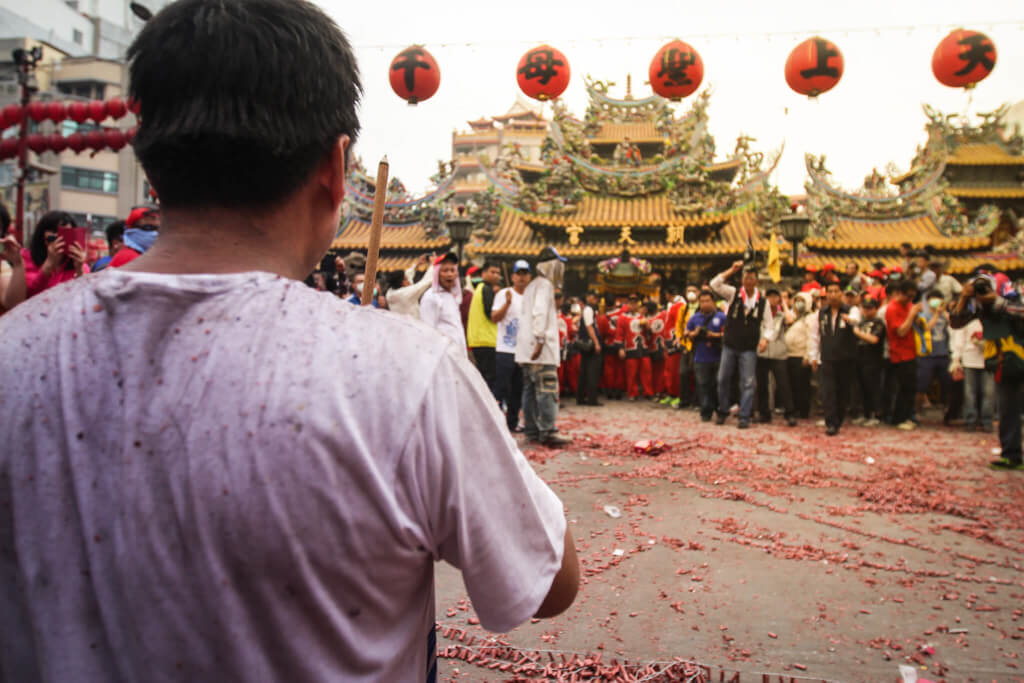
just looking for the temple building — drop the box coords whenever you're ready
[331,81,1024,293]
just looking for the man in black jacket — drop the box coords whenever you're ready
[810,281,861,436]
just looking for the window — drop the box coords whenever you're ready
[61,166,119,194]
[72,29,83,45]
[60,120,100,136]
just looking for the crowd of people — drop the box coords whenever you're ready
[311,241,1024,472]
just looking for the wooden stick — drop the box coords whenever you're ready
[362,156,389,306]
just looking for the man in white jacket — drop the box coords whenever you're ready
[419,252,465,349]
[516,246,572,446]
[385,254,435,318]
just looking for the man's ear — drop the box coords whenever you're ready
[319,135,350,210]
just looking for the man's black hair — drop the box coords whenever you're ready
[825,281,842,292]
[643,300,658,314]
[926,289,944,300]
[862,297,879,309]
[898,280,918,296]
[481,260,499,271]
[127,0,362,210]
[560,302,572,315]
[698,289,714,300]
[29,211,75,268]
[385,269,405,290]
[765,288,781,297]
[105,220,125,247]
[439,252,458,265]
[900,242,912,250]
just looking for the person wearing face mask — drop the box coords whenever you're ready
[783,290,816,420]
[109,205,160,268]
[914,290,953,424]
[516,246,572,447]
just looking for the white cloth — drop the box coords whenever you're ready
[419,266,465,348]
[0,270,566,683]
[495,286,523,354]
[581,304,595,328]
[709,273,776,342]
[951,318,986,369]
[386,264,435,319]
[515,273,558,366]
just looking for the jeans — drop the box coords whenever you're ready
[891,359,917,425]
[694,361,719,419]
[717,347,757,421]
[787,356,811,418]
[756,357,794,420]
[857,358,883,419]
[577,350,603,404]
[521,363,559,440]
[495,352,524,430]
[963,367,995,428]
[470,347,497,397]
[917,355,952,399]
[820,359,855,429]
[677,350,694,406]
[997,379,1023,464]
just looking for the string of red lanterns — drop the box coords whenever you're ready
[0,97,139,160]
[385,29,998,105]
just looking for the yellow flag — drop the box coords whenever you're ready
[767,229,781,283]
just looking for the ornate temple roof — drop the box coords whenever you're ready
[332,217,447,252]
[591,122,662,143]
[946,142,1024,166]
[804,215,990,251]
[522,196,724,228]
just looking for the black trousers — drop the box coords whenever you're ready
[471,347,497,397]
[857,357,883,419]
[820,359,855,429]
[997,379,1023,464]
[756,357,794,419]
[577,350,603,404]
[890,359,917,425]
[678,350,693,405]
[787,357,812,418]
[494,352,523,430]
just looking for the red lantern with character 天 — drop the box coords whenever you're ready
[388,45,440,105]
[932,29,996,89]
[785,36,844,97]
[649,39,703,101]
[517,44,570,101]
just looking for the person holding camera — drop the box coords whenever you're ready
[951,274,1024,470]
[885,280,923,430]
[685,289,727,421]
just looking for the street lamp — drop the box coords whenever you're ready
[11,46,42,240]
[779,214,810,270]
[445,205,474,266]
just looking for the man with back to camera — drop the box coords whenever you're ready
[0,2,579,680]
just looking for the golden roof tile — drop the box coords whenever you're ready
[946,143,1024,166]
[525,195,726,228]
[946,186,1024,199]
[800,253,1024,276]
[591,122,663,143]
[331,218,449,251]
[804,215,990,251]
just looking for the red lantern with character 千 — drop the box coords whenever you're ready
[388,45,440,105]
[785,36,844,97]
[932,29,996,89]
[517,44,570,101]
[649,39,703,101]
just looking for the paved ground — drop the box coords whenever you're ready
[434,401,1024,682]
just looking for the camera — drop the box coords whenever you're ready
[972,277,992,296]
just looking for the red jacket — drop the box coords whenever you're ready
[109,247,141,268]
[22,248,87,298]
[616,312,651,357]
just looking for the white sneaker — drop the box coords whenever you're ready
[863,418,880,427]
[897,420,917,431]
[850,417,866,426]
[815,419,826,427]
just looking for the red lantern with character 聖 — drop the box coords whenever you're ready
[785,36,843,97]
[388,45,440,105]
[517,44,570,101]
[649,40,703,101]
[932,29,996,89]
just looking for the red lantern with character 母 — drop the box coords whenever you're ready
[932,29,996,89]
[785,36,844,97]
[388,45,440,105]
[517,44,570,101]
[649,39,703,101]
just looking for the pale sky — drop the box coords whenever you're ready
[320,0,1024,197]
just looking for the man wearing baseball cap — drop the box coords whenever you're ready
[109,204,160,268]
[516,247,572,446]
[492,259,531,431]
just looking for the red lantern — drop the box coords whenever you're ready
[104,129,127,151]
[87,100,107,123]
[27,134,48,154]
[85,130,106,150]
[106,98,128,119]
[48,133,68,153]
[47,102,67,122]
[785,36,844,97]
[932,29,996,89]
[0,139,19,159]
[66,133,86,153]
[388,45,440,105]
[516,44,570,101]
[1,104,21,129]
[68,102,89,124]
[127,97,140,114]
[27,101,48,122]
[126,127,138,145]
[649,39,704,101]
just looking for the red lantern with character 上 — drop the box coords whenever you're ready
[932,29,996,89]
[517,44,570,101]
[388,45,440,105]
[785,36,844,97]
[649,39,703,101]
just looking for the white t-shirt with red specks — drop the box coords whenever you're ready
[0,270,565,683]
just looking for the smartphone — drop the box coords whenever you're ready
[58,226,88,256]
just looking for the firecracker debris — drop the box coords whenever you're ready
[434,403,1024,682]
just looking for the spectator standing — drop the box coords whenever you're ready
[22,211,90,297]
[516,246,572,446]
[420,252,463,347]
[617,295,654,400]
[930,259,962,303]
[852,297,886,426]
[466,261,502,393]
[885,280,923,430]
[384,254,435,318]
[1,234,26,312]
[492,259,530,429]
[783,291,815,419]
[710,260,775,429]
[90,221,126,272]
[809,281,861,435]
[109,205,160,268]
[756,288,797,426]
[950,315,993,432]
[671,286,698,409]
[685,290,726,421]
[576,289,604,406]
[915,291,953,423]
